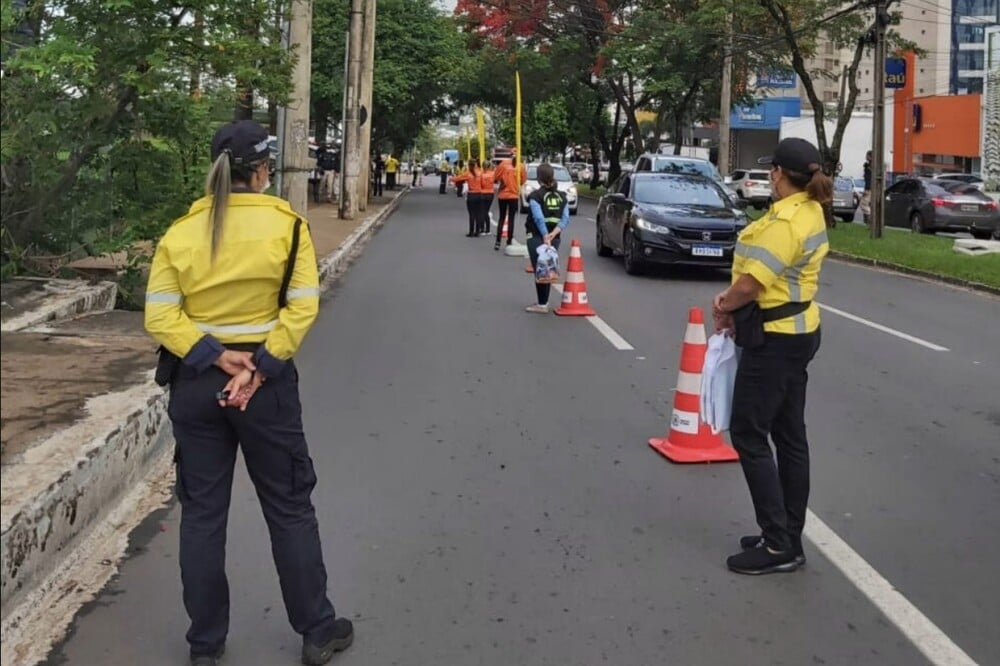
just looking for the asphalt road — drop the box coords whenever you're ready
[46,185,999,666]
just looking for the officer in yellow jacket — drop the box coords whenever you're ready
[144,120,353,666]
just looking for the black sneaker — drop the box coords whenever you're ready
[302,618,354,665]
[494,241,501,251]
[190,646,224,666]
[740,534,806,566]
[727,545,800,575]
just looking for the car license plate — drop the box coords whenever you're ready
[692,245,723,258]
[961,204,978,212]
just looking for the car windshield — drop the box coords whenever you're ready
[834,177,854,191]
[745,171,769,180]
[651,158,721,181]
[526,165,572,182]
[633,177,727,207]
[853,178,864,187]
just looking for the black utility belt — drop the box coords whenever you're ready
[731,301,811,349]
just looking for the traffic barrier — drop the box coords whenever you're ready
[554,239,597,317]
[648,307,739,463]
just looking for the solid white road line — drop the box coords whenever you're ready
[817,303,950,352]
[804,511,977,666]
[551,284,635,350]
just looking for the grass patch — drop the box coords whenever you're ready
[577,183,607,199]
[827,224,999,288]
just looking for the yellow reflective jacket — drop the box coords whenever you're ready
[144,192,320,377]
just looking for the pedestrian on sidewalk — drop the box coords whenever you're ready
[372,153,385,197]
[412,158,422,187]
[451,157,482,237]
[438,157,450,194]
[316,143,339,203]
[494,153,526,249]
[385,152,399,190]
[524,163,570,313]
[711,137,831,576]
[861,150,872,225]
[144,119,354,666]
[477,160,497,236]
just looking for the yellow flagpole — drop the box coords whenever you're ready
[515,71,522,168]
[465,129,472,162]
[476,107,487,163]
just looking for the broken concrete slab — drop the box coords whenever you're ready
[953,238,1000,256]
[0,278,117,333]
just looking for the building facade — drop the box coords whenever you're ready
[951,0,1000,94]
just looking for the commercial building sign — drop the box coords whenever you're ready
[756,69,797,89]
[885,57,906,89]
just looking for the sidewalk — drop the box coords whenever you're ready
[0,188,408,665]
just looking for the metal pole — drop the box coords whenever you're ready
[340,0,364,219]
[338,29,350,218]
[870,0,889,239]
[718,9,733,175]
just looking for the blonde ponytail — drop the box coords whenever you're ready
[204,153,231,261]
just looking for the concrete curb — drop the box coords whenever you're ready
[1,378,170,613]
[318,188,408,287]
[0,194,406,658]
[1,279,117,333]
[828,250,1000,297]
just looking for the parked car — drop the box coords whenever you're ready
[577,164,594,183]
[595,172,749,275]
[634,153,738,205]
[934,173,985,191]
[727,169,771,208]
[884,177,999,238]
[832,177,859,223]
[566,162,589,181]
[520,163,579,215]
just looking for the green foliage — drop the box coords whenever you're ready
[1,0,293,273]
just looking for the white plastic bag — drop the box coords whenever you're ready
[700,333,739,434]
[535,244,560,284]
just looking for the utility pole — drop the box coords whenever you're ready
[340,0,364,219]
[870,0,890,239]
[357,0,377,211]
[278,0,313,215]
[717,8,734,175]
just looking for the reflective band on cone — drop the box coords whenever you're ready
[648,307,739,464]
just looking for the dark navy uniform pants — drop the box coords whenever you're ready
[169,361,337,657]
[730,330,821,553]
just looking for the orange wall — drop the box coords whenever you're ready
[909,94,981,158]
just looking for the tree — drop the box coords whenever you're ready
[1,0,293,273]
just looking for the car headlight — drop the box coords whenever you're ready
[635,218,672,235]
[568,186,578,197]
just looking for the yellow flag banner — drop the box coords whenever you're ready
[476,107,487,163]
[465,129,472,162]
[515,71,522,168]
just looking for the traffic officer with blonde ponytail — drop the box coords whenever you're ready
[712,137,831,576]
[144,120,353,666]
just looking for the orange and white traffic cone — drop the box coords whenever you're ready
[648,307,739,463]
[500,218,509,241]
[554,239,597,317]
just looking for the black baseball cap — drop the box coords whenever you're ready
[211,120,270,166]
[757,137,822,174]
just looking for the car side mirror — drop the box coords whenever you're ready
[724,176,733,185]
[609,192,626,200]
[733,198,748,210]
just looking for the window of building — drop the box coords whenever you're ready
[955,0,998,17]
[957,50,985,70]
[958,24,986,44]
[823,90,839,103]
[955,77,984,93]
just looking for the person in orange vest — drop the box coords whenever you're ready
[494,153,527,250]
[451,157,483,237]
[476,160,497,236]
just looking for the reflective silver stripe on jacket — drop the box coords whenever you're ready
[285,287,320,300]
[195,319,278,335]
[146,292,182,305]
[783,230,829,333]
[735,241,786,274]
